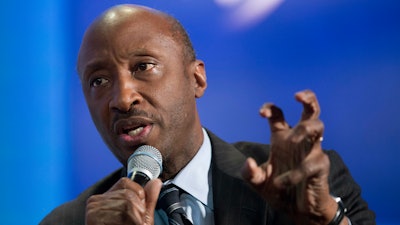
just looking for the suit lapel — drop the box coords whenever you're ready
[208,131,268,225]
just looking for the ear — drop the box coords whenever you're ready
[192,60,207,98]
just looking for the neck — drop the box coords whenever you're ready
[159,127,204,181]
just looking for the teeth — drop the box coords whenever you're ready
[128,127,144,137]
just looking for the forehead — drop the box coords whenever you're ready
[77,8,182,74]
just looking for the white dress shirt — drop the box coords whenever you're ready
[155,128,214,225]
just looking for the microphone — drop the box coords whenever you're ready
[127,145,163,187]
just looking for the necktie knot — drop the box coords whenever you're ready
[158,185,184,215]
[157,184,193,225]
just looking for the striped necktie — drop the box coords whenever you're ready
[157,184,193,225]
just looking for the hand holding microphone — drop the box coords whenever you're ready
[86,145,163,225]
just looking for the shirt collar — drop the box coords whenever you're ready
[168,128,213,209]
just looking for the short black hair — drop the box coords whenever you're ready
[164,14,196,63]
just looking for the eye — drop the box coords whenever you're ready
[134,63,156,73]
[91,77,109,87]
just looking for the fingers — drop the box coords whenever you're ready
[241,157,269,185]
[257,90,331,220]
[260,103,290,132]
[273,150,330,189]
[295,90,321,121]
[290,119,324,145]
[86,177,161,225]
[144,179,162,216]
[108,177,144,192]
[260,90,320,132]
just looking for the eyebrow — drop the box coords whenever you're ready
[127,47,160,58]
[80,58,111,78]
[78,46,166,77]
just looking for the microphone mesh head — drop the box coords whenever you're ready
[127,145,163,179]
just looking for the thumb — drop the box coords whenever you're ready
[241,157,269,186]
[144,179,163,223]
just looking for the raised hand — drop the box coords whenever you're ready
[85,178,162,225]
[241,90,342,225]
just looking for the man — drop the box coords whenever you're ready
[40,4,375,225]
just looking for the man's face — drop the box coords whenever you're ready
[77,9,206,171]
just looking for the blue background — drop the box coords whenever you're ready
[1,0,399,224]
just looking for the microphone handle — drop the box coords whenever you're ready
[128,170,151,187]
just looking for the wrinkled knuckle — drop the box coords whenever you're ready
[304,124,315,135]
[120,177,131,185]
[291,125,307,140]
[86,194,100,204]
[311,152,330,175]
[86,196,101,217]
[120,188,135,200]
[319,122,325,133]
[301,162,315,177]
[136,188,145,198]
[120,188,130,195]
[314,119,325,131]
[321,153,330,168]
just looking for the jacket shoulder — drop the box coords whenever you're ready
[232,141,271,164]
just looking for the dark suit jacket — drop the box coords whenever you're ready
[40,131,375,225]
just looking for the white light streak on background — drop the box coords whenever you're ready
[215,0,284,30]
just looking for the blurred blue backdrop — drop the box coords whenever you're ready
[1,0,399,224]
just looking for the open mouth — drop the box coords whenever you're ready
[113,116,155,145]
[125,126,144,137]
[114,122,153,146]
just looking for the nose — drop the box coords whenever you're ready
[109,75,142,112]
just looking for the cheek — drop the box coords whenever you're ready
[163,81,196,122]
[158,78,192,106]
